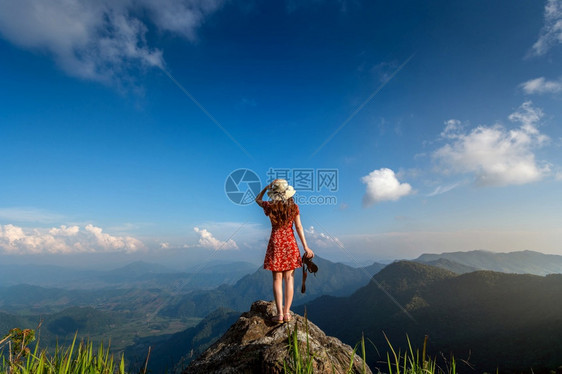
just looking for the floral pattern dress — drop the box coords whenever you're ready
[261,201,302,271]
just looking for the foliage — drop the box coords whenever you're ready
[283,320,315,374]
[384,334,456,374]
[0,328,35,367]
[0,329,127,374]
[281,319,455,374]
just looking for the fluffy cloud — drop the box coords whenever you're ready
[193,227,238,250]
[433,101,550,186]
[530,0,562,56]
[361,168,413,206]
[0,224,144,254]
[305,226,342,248]
[520,77,562,95]
[0,0,224,83]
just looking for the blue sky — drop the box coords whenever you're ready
[1,0,561,269]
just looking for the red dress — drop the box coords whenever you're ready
[261,201,302,271]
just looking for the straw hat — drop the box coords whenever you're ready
[267,179,296,201]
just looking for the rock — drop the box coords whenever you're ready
[183,300,372,374]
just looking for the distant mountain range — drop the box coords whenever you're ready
[4,251,562,373]
[414,250,562,275]
[158,256,386,318]
[2,250,559,291]
[0,260,258,291]
[0,256,385,372]
[125,257,385,372]
[298,261,562,373]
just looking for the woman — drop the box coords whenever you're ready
[256,179,314,323]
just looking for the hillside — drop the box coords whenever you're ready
[158,256,385,318]
[299,261,562,373]
[123,257,384,373]
[415,250,562,275]
[125,308,241,373]
[416,258,479,274]
[1,256,385,373]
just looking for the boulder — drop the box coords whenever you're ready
[183,300,372,374]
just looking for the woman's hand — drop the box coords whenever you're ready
[256,180,275,205]
[304,247,314,259]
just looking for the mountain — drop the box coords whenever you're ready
[183,300,371,374]
[120,257,385,372]
[0,261,257,291]
[415,250,562,275]
[185,260,258,275]
[415,258,479,274]
[298,261,562,374]
[158,256,386,318]
[0,312,33,337]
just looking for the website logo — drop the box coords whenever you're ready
[225,168,262,205]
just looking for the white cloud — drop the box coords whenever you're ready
[84,224,142,251]
[0,0,224,84]
[529,0,562,56]
[193,227,238,250]
[520,77,562,95]
[49,225,81,236]
[305,226,342,248]
[426,181,464,197]
[433,101,550,186]
[0,224,144,255]
[440,119,464,139]
[361,168,413,206]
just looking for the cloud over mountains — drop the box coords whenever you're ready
[193,227,238,250]
[0,224,144,254]
[433,101,550,186]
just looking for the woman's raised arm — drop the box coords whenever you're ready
[255,181,273,206]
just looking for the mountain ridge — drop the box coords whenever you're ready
[158,256,385,318]
[415,250,562,275]
[298,260,562,373]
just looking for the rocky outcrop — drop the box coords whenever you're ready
[183,300,372,374]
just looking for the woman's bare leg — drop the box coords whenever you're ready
[272,271,284,316]
[282,270,295,315]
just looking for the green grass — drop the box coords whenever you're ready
[384,334,456,374]
[282,318,457,374]
[283,320,315,374]
[2,324,458,374]
[0,329,130,374]
[282,316,369,374]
